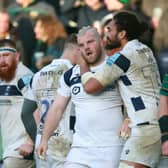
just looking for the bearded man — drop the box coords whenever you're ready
[0,39,35,168]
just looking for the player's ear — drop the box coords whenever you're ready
[15,52,20,61]
[118,30,126,39]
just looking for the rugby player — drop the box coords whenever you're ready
[0,39,35,167]
[80,11,161,168]
[22,34,78,168]
[37,26,124,168]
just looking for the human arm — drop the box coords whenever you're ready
[37,94,70,158]
[119,118,131,140]
[80,53,130,93]
[33,108,40,125]
[21,98,37,143]
[16,136,34,157]
[158,74,168,156]
[159,95,168,156]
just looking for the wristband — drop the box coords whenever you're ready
[158,115,168,133]
[81,72,94,85]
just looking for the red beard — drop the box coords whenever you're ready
[0,60,17,82]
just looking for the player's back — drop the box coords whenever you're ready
[32,59,73,157]
[119,40,161,126]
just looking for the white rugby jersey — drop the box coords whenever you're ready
[0,62,33,159]
[58,60,124,147]
[29,59,73,157]
[84,40,161,126]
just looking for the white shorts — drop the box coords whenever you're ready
[3,157,35,168]
[120,125,161,167]
[35,153,65,168]
[65,145,123,168]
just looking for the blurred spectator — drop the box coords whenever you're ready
[7,0,57,69]
[44,0,61,17]
[125,0,155,51]
[154,9,168,81]
[0,9,25,62]
[152,7,163,29]
[60,0,109,33]
[33,15,68,71]
[104,0,125,12]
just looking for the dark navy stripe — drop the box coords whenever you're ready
[70,76,81,86]
[120,75,132,86]
[115,54,130,72]
[137,121,150,126]
[17,78,25,91]
[131,96,145,111]
[70,116,76,131]
[29,76,33,88]
[64,67,73,87]
[0,85,22,96]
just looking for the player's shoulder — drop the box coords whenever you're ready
[17,62,33,76]
[17,63,33,91]
[63,65,80,86]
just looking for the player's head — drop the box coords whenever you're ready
[105,10,148,47]
[0,39,19,82]
[62,33,79,65]
[77,26,105,66]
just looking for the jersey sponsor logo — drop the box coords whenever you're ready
[136,47,151,54]
[40,70,64,76]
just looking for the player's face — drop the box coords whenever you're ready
[105,20,121,49]
[78,31,102,66]
[0,51,18,82]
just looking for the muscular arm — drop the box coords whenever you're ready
[37,94,70,157]
[80,53,130,94]
[159,74,168,156]
[159,95,168,117]
[159,95,168,156]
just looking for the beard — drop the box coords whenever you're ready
[0,59,17,82]
[83,48,102,66]
[105,36,121,50]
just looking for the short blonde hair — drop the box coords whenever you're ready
[77,26,101,41]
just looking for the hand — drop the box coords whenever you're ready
[36,140,48,160]
[16,143,34,157]
[75,49,86,65]
[119,118,131,140]
[162,141,168,156]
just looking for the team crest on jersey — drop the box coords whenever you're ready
[72,86,80,95]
